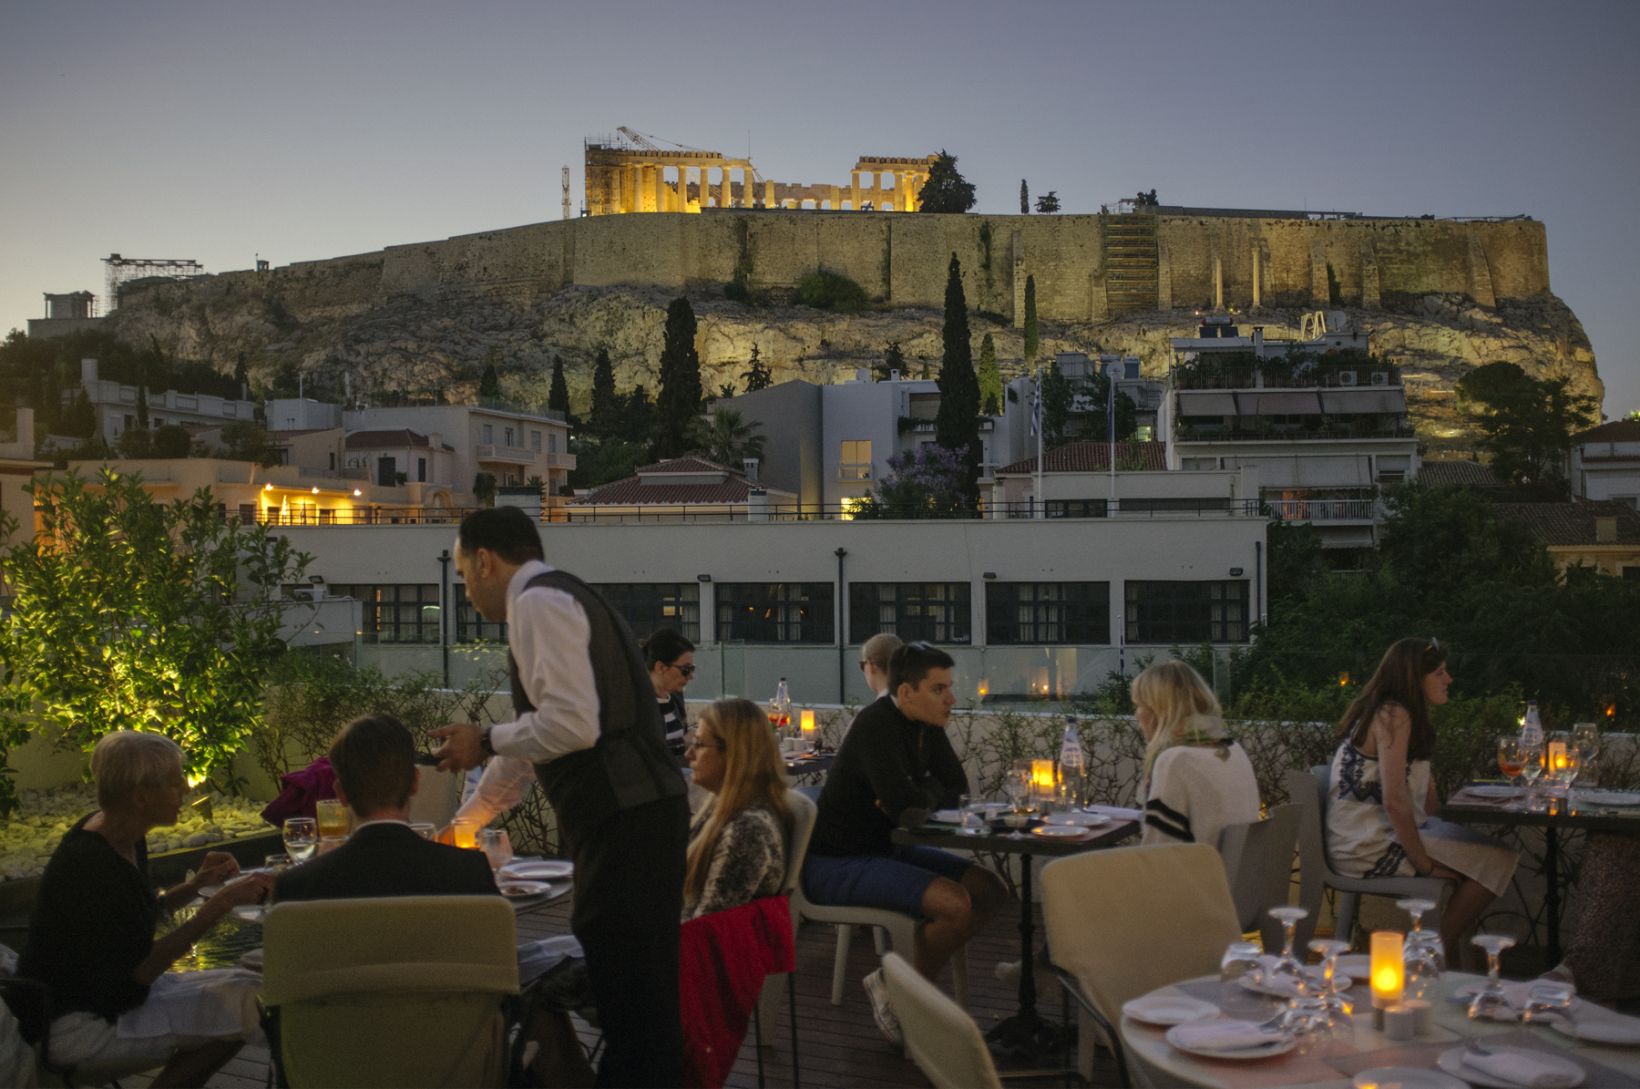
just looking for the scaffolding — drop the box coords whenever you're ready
[103,254,206,312]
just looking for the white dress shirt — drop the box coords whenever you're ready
[455,560,602,827]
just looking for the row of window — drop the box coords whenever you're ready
[330,580,1249,647]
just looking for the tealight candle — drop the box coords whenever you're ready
[1548,739,1568,776]
[1030,759,1056,791]
[1370,931,1405,1012]
[799,709,816,735]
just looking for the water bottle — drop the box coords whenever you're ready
[1059,716,1085,807]
[1519,702,1544,750]
[769,678,792,736]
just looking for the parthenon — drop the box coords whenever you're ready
[584,129,935,215]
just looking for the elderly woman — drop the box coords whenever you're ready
[1133,659,1261,851]
[682,698,790,919]
[13,732,271,1087]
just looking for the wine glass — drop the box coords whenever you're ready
[1219,940,1267,1019]
[1519,742,1546,811]
[1572,722,1601,787]
[1397,897,1445,995]
[1467,933,1517,1021]
[283,817,318,864]
[1522,980,1576,1026]
[1496,736,1525,789]
[480,828,514,871]
[1003,762,1034,838]
[1266,906,1309,989]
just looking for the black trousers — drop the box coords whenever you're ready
[568,794,690,1088]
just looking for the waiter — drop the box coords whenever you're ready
[433,507,687,1087]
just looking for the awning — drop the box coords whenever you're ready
[1176,391,1237,417]
[1320,389,1406,414]
[1238,391,1323,415]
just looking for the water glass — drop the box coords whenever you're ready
[1267,905,1309,988]
[263,852,292,874]
[958,794,987,836]
[283,817,318,864]
[409,822,436,840]
[480,828,514,871]
[1468,933,1518,1021]
[318,834,347,856]
[316,798,350,840]
[1219,940,1267,1018]
[1522,980,1576,1025]
[1571,721,1600,765]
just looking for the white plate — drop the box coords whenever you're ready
[1551,1010,1640,1046]
[1164,1024,1295,1061]
[1434,1046,1584,1089]
[1466,785,1524,799]
[230,904,266,924]
[197,869,272,899]
[1578,790,1640,807]
[1044,811,1112,827]
[238,947,264,971]
[1122,994,1219,1026]
[1352,1067,1469,1089]
[498,879,554,900]
[501,859,574,880]
[1031,825,1089,839]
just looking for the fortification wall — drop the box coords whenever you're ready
[248,210,1550,323]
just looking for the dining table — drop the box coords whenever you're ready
[893,807,1138,1061]
[1442,783,1640,963]
[1121,968,1640,1089]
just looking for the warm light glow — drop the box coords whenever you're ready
[1548,740,1569,774]
[838,496,866,521]
[977,680,990,699]
[263,482,273,491]
[450,819,479,850]
[353,488,362,497]
[1608,704,1618,719]
[1338,672,1351,687]
[311,486,319,495]
[1370,931,1404,1010]
[799,709,816,735]
[1031,759,1056,790]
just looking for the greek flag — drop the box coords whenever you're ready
[1029,377,1042,436]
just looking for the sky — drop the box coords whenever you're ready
[3,0,1637,416]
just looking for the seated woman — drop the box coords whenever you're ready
[682,698,790,920]
[644,628,696,759]
[1133,659,1261,851]
[12,732,272,1087]
[1327,637,1517,959]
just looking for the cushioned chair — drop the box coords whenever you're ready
[880,952,1000,1089]
[751,789,818,1088]
[260,895,520,1088]
[1286,766,1445,948]
[1043,843,1242,1087]
[1217,803,1301,950]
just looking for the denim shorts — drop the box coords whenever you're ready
[801,846,974,919]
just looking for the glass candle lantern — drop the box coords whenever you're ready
[1370,930,1405,1011]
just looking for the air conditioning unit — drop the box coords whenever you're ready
[1337,370,1358,387]
[1369,371,1389,386]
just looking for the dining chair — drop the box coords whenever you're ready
[1217,803,1300,950]
[879,951,1001,1089]
[1042,842,1242,1088]
[1286,766,1445,948]
[260,895,520,1087]
[750,788,818,1089]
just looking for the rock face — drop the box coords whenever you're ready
[107,276,1599,454]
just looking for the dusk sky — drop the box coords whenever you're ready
[3,0,1636,415]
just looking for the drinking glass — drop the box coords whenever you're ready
[1572,722,1601,787]
[318,835,347,856]
[1396,897,1444,999]
[1467,934,1517,1020]
[1496,737,1525,791]
[1307,938,1355,1030]
[480,828,514,871]
[1522,980,1576,1025]
[1219,940,1268,1019]
[1519,743,1546,811]
[264,852,292,874]
[283,817,318,864]
[959,794,987,836]
[450,817,480,849]
[1267,906,1309,989]
[1003,763,1034,837]
[409,822,436,840]
[315,798,350,840]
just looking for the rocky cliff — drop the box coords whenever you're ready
[107,274,1599,453]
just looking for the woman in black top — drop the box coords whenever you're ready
[644,628,695,758]
[14,732,272,1086]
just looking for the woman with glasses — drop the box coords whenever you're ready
[681,699,790,919]
[644,628,696,758]
[1326,637,1516,959]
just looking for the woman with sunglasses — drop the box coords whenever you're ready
[681,699,790,919]
[1326,637,1516,959]
[644,628,696,758]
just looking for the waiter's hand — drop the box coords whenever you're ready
[431,722,483,772]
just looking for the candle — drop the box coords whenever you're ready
[450,817,479,850]
[1370,931,1405,1011]
[1548,739,1568,775]
[1030,759,1056,791]
[799,709,816,735]
[1382,1003,1416,1041]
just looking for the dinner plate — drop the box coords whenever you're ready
[1550,1010,1640,1046]
[498,879,554,900]
[1121,994,1219,1026]
[1465,785,1524,799]
[1351,1067,1468,1089]
[1031,825,1089,839]
[197,868,272,899]
[1164,1024,1296,1061]
[1043,811,1112,827]
[231,904,267,924]
[501,859,574,880]
[1434,1046,1584,1089]
[1577,790,1640,807]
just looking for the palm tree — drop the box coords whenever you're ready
[688,408,766,468]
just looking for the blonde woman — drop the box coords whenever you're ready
[682,698,791,920]
[1132,660,1260,850]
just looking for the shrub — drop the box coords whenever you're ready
[796,269,868,313]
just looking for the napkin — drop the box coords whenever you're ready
[1169,1019,1282,1052]
[1460,1048,1579,1089]
[1082,805,1141,822]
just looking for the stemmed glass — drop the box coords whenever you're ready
[1519,741,1546,811]
[1266,906,1310,990]
[1399,898,1444,1000]
[283,817,318,864]
[1572,722,1601,790]
[1003,762,1033,838]
[1496,737,1526,807]
[1467,934,1517,1021]
[1219,940,1268,1019]
[1307,938,1355,1029]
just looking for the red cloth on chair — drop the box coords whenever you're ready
[259,757,337,828]
[678,894,796,1089]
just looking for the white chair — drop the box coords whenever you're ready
[880,952,1001,1089]
[1218,803,1301,950]
[751,789,818,1087]
[1286,765,1446,948]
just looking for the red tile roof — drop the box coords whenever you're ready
[347,429,439,450]
[1416,460,1505,489]
[636,456,737,474]
[1492,501,1640,546]
[576,456,775,505]
[1573,420,1640,444]
[996,441,1167,475]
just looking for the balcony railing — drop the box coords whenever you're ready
[1175,423,1417,443]
[475,443,536,464]
[1263,498,1379,523]
[837,463,873,481]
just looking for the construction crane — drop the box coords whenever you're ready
[613,126,720,156]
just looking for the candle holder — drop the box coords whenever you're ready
[1370,930,1405,1029]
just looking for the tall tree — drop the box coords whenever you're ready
[623,383,655,445]
[478,362,502,402]
[1041,359,1072,448]
[934,253,981,500]
[977,334,1002,416]
[1020,179,1030,215]
[1035,191,1061,214]
[1456,362,1598,490]
[875,341,906,382]
[741,344,772,392]
[547,355,572,421]
[917,150,976,214]
[1023,274,1040,361]
[589,348,619,438]
[652,297,703,460]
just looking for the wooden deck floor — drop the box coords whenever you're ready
[129,889,1118,1089]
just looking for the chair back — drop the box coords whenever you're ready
[1218,803,1300,948]
[880,952,1001,1089]
[261,895,519,1088]
[1042,843,1241,1029]
[780,789,818,896]
[1285,765,1334,946]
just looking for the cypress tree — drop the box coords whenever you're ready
[548,355,571,419]
[977,334,1002,416]
[1020,179,1030,215]
[653,297,703,460]
[1023,274,1040,362]
[589,348,618,438]
[934,253,980,502]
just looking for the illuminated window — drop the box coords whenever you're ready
[838,496,867,521]
[838,440,873,481]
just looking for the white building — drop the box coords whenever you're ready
[1,408,47,540]
[79,358,257,445]
[986,440,1260,520]
[998,353,1166,471]
[1570,420,1640,510]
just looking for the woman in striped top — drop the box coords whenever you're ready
[1133,660,1260,851]
[644,628,695,758]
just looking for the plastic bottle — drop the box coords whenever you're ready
[1519,701,1544,751]
[1059,716,1085,805]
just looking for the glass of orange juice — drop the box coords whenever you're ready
[315,798,350,841]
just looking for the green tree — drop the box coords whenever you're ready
[977,334,1002,416]
[1023,274,1039,361]
[135,382,150,430]
[1456,362,1598,490]
[0,471,308,812]
[220,421,282,466]
[934,254,981,499]
[1041,359,1072,448]
[1020,179,1029,215]
[472,471,498,507]
[717,382,736,400]
[64,390,96,439]
[152,424,191,458]
[1035,191,1061,214]
[854,444,973,519]
[917,150,976,214]
[623,384,655,445]
[547,356,572,421]
[116,425,153,458]
[571,437,646,488]
[688,407,766,467]
[741,345,772,392]
[652,297,703,460]
[478,362,502,402]
[876,341,906,382]
[589,348,619,439]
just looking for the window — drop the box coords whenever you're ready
[549,433,558,454]
[838,439,873,480]
[417,457,427,483]
[530,430,542,452]
[986,583,1108,645]
[850,583,971,644]
[330,584,441,644]
[716,583,833,643]
[593,583,701,642]
[328,452,336,471]
[454,584,507,643]
[483,424,494,443]
[1045,499,1108,518]
[504,427,515,447]
[1125,580,1249,644]
[237,503,257,525]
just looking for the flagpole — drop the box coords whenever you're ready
[1108,363,1117,510]
[1034,366,1044,519]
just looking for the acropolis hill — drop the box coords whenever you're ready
[106,207,1600,448]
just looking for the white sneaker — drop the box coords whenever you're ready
[862,968,903,1046]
